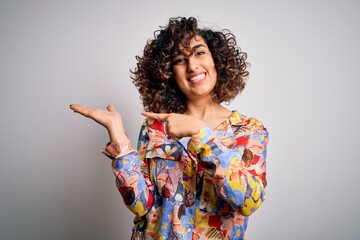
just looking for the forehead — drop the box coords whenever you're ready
[177,35,207,52]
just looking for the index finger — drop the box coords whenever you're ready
[141,112,169,121]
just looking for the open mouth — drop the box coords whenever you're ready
[188,73,206,84]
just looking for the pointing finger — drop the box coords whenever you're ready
[141,112,169,121]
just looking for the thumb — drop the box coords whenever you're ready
[107,104,115,112]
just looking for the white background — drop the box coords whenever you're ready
[0,0,359,239]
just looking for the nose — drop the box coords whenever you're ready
[186,56,198,72]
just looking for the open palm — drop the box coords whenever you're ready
[70,104,125,141]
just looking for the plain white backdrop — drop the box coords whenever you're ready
[0,1,359,239]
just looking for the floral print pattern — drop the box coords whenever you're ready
[102,111,269,239]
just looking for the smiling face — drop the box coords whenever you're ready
[172,35,217,103]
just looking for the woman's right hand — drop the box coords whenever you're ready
[70,104,125,141]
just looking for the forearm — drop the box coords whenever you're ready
[222,165,265,216]
[112,153,153,216]
[107,120,126,142]
[102,125,153,217]
[188,125,268,215]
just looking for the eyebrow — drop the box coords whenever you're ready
[192,44,206,51]
[175,44,206,57]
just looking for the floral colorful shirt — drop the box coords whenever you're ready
[102,111,269,240]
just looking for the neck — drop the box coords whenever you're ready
[185,104,215,119]
[183,94,233,129]
[184,98,230,123]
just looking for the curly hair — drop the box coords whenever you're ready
[132,17,249,113]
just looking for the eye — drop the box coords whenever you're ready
[173,57,186,65]
[195,51,205,56]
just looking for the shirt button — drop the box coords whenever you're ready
[186,227,191,232]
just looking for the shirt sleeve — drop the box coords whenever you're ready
[101,120,154,218]
[187,119,269,216]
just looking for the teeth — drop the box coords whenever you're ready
[190,73,205,82]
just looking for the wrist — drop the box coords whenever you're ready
[107,122,125,142]
[102,132,135,159]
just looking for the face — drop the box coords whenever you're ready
[172,35,217,103]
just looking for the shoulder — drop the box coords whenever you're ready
[230,111,268,136]
[229,111,269,150]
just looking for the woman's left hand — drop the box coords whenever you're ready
[142,112,206,140]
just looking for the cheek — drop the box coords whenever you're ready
[209,60,216,72]
[203,57,216,74]
[207,61,217,79]
[173,67,184,80]
[173,69,187,86]
[174,78,187,94]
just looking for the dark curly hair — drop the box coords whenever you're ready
[132,17,249,113]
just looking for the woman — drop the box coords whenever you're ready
[70,17,269,240]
